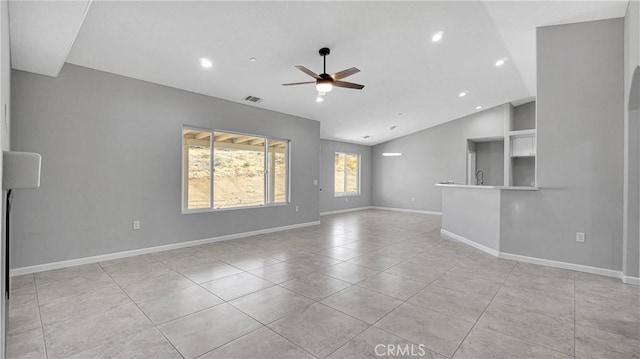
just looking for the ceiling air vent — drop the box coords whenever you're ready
[362,135,371,139]
[243,95,263,103]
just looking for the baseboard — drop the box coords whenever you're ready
[498,252,628,282]
[622,275,640,285]
[11,221,321,276]
[439,229,638,285]
[440,229,500,257]
[370,206,442,216]
[320,206,373,216]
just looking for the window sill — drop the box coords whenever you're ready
[334,194,361,198]
[182,202,290,214]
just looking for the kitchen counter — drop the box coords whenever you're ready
[435,183,538,191]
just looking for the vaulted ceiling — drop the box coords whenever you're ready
[9,1,629,145]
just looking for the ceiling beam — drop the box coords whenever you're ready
[195,132,211,140]
[214,133,235,142]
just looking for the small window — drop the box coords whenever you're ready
[334,152,360,197]
[183,128,289,211]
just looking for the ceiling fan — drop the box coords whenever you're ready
[282,47,364,92]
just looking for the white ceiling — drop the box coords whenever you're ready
[9,0,91,77]
[10,1,628,145]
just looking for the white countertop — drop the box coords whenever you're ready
[435,183,539,191]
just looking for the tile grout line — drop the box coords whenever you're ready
[573,272,578,358]
[32,273,50,359]
[263,326,321,359]
[449,261,518,358]
[322,237,482,358]
[192,325,268,359]
[368,246,482,359]
[450,263,578,358]
[97,262,186,359]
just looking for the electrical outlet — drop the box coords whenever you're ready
[295,205,299,212]
[576,232,586,243]
[313,179,318,186]
[133,220,141,230]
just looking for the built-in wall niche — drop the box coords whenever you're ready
[505,101,537,187]
[467,138,504,186]
[511,157,536,186]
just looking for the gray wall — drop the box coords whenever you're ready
[511,157,536,187]
[372,104,506,212]
[442,187,501,251]
[624,0,640,278]
[319,139,372,213]
[500,18,624,271]
[0,0,9,355]
[10,64,321,268]
[475,140,504,186]
[512,101,536,131]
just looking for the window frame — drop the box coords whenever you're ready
[334,151,361,197]
[182,126,291,214]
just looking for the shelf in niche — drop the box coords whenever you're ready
[508,129,536,137]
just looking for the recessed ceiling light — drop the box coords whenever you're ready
[431,31,444,43]
[249,57,257,63]
[476,105,483,110]
[459,91,468,97]
[382,152,402,157]
[316,96,324,103]
[199,58,213,68]
[495,58,508,67]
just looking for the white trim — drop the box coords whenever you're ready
[622,275,640,285]
[11,221,320,276]
[320,206,372,216]
[439,229,639,286]
[498,252,624,280]
[440,229,499,257]
[370,206,442,216]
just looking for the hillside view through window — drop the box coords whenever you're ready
[334,152,360,196]
[183,129,288,210]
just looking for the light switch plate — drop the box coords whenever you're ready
[576,232,586,243]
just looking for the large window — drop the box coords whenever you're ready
[183,128,289,211]
[334,152,360,196]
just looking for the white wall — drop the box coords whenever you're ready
[319,139,372,213]
[10,64,321,269]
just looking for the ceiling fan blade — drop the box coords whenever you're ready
[331,67,360,80]
[333,81,365,90]
[295,66,321,79]
[282,81,316,86]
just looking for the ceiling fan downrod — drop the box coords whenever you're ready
[319,47,330,75]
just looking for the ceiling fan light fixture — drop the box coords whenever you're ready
[316,80,333,93]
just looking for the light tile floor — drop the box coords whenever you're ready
[7,210,640,358]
